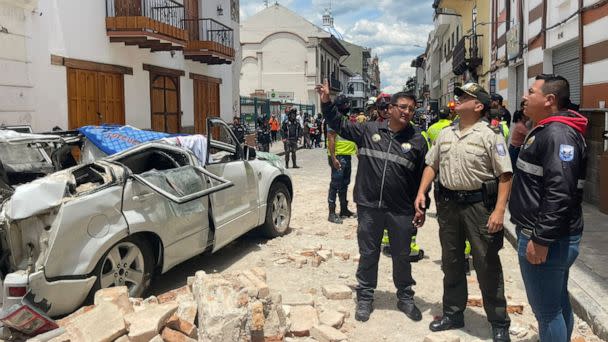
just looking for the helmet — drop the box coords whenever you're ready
[376,93,392,111]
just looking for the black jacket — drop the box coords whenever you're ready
[509,111,588,246]
[232,124,246,143]
[322,101,428,214]
[282,120,301,142]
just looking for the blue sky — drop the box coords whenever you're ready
[240,0,435,93]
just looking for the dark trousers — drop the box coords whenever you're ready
[284,140,298,166]
[327,155,352,206]
[271,130,278,141]
[437,199,510,327]
[356,205,415,302]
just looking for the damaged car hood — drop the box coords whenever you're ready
[6,176,69,220]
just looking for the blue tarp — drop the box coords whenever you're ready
[79,125,175,155]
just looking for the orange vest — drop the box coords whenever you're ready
[269,118,280,131]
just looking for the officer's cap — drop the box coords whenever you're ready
[438,106,451,118]
[454,83,491,110]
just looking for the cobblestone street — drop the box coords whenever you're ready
[150,147,603,341]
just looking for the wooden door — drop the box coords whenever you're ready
[115,0,141,16]
[151,74,181,133]
[193,79,220,134]
[67,68,125,129]
[98,72,126,126]
[184,0,199,40]
[68,69,99,129]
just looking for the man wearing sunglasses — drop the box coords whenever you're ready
[415,83,513,341]
[317,79,429,323]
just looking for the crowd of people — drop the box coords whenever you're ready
[316,74,587,342]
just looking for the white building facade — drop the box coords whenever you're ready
[0,0,241,133]
[240,4,349,111]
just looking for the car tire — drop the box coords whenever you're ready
[261,182,291,238]
[88,235,155,300]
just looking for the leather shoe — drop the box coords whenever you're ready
[397,300,422,321]
[429,315,465,332]
[354,301,373,322]
[492,326,511,342]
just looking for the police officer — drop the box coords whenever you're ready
[510,74,587,342]
[491,93,512,126]
[256,117,271,152]
[317,79,428,323]
[282,109,301,168]
[326,95,357,224]
[232,116,246,144]
[427,106,453,145]
[415,83,513,342]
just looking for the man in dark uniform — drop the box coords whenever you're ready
[282,109,301,168]
[232,116,246,144]
[491,93,512,126]
[510,74,587,342]
[317,79,429,323]
[415,83,513,342]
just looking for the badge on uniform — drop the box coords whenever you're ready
[401,143,412,153]
[496,143,506,156]
[372,133,381,142]
[524,136,535,149]
[559,144,574,162]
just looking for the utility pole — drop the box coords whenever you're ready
[471,6,479,83]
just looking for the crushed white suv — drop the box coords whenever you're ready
[0,119,292,316]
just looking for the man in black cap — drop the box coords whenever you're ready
[416,82,513,341]
[282,109,302,168]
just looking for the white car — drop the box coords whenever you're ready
[0,119,292,316]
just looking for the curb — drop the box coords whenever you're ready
[503,212,608,340]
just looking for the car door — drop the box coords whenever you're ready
[119,145,232,272]
[205,118,259,251]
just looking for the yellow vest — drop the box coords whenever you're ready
[327,133,357,156]
[428,119,453,144]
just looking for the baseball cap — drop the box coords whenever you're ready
[438,106,451,118]
[491,93,503,102]
[454,82,491,110]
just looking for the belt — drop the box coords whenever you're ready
[438,184,483,203]
[517,226,533,238]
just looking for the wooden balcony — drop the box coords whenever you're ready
[183,18,235,65]
[106,0,188,52]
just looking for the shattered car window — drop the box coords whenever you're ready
[139,166,206,215]
[0,143,48,165]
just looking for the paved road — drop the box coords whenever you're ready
[149,147,604,341]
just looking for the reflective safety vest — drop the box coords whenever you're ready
[421,131,431,149]
[327,132,357,156]
[500,121,510,140]
[427,119,453,144]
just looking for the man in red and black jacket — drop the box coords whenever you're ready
[509,74,587,342]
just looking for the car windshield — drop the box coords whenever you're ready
[0,143,48,165]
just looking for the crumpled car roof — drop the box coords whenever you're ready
[0,130,63,144]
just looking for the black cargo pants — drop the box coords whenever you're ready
[355,205,416,302]
[436,199,510,327]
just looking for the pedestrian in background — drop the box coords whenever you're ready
[318,79,429,324]
[256,117,271,152]
[507,102,531,170]
[269,114,280,142]
[282,109,301,168]
[510,74,588,342]
[415,82,513,342]
[232,116,246,144]
[427,106,453,145]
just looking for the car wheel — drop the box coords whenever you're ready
[261,182,291,238]
[90,236,154,299]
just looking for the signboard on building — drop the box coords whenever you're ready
[506,25,521,60]
[267,90,295,102]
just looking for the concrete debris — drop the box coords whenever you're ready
[319,309,345,329]
[93,286,133,316]
[312,254,323,267]
[322,285,353,300]
[467,297,524,314]
[283,293,315,306]
[46,267,289,342]
[333,251,350,261]
[317,250,332,261]
[423,332,461,342]
[310,325,348,342]
[288,305,319,337]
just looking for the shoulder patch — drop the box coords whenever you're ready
[496,143,506,156]
[559,144,575,162]
[490,125,501,134]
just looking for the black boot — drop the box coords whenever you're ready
[328,203,343,224]
[292,155,300,168]
[285,156,290,169]
[492,325,511,342]
[429,314,465,332]
[339,195,356,218]
[397,299,422,322]
[355,301,373,322]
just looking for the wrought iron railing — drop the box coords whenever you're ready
[106,0,185,29]
[184,18,234,49]
[453,35,483,75]
[330,77,342,91]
